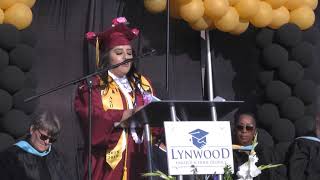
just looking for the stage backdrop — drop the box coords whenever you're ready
[18,0,320,179]
[30,0,202,179]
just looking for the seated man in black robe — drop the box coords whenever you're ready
[233,113,274,180]
[0,110,69,180]
[286,113,320,180]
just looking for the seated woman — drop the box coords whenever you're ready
[74,17,160,180]
[233,113,273,180]
[0,110,69,180]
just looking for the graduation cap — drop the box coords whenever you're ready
[189,129,209,149]
[85,17,139,68]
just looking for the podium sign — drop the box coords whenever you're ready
[164,121,234,175]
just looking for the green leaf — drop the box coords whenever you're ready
[223,164,233,180]
[250,133,258,155]
[142,170,176,180]
[258,164,283,171]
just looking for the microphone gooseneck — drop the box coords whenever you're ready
[104,49,157,69]
[24,49,157,103]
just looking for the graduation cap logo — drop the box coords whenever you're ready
[189,129,209,149]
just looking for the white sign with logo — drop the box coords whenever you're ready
[164,121,234,175]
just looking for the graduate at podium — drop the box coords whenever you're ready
[74,17,160,180]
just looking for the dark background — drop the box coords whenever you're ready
[24,0,320,179]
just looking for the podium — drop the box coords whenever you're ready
[115,100,243,179]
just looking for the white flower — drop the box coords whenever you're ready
[236,154,261,180]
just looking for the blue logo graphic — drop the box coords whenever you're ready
[189,129,209,149]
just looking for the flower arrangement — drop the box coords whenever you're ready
[236,133,282,180]
[142,165,234,180]
[143,133,281,180]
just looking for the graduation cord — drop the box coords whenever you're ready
[122,131,129,180]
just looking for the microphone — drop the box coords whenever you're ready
[101,48,156,64]
[103,49,157,69]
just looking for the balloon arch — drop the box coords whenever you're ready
[143,0,317,35]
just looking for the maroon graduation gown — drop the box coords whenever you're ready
[74,76,156,180]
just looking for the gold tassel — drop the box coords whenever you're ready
[122,167,127,180]
[95,37,100,68]
[122,131,129,180]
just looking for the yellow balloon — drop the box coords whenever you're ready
[180,0,205,23]
[304,0,318,10]
[0,0,17,10]
[230,19,249,35]
[235,0,259,19]
[290,5,315,30]
[0,9,4,24]
[17,0,36,8]
[264,0,288,9]
[144,0,167,14]
[190,16,213,30]
[204,0,229,20]
[4,3,32,30]
[170,0,181,19]
[215,7,239,32]
[228,0,240,5]
[250,1,273,28]
[208,20,216,30]
[284,0,304,10]
[269,6,290,29]
[178,0,192,4]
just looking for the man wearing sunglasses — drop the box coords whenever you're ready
[0,110,70,180]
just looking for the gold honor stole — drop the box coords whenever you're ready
[103,74,153,177]
[101,75,153,111]
[106,130,127,169]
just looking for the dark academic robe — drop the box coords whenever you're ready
[0,145,69,180]
[74,75,159,180]
[152,145,168,175]
[287,137,320,180]
[233,144,274,180]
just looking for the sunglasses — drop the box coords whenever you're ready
[38,130,57,143]
[236,124,255,131]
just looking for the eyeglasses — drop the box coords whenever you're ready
[37,130,57,143]
[236,124,255,131]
